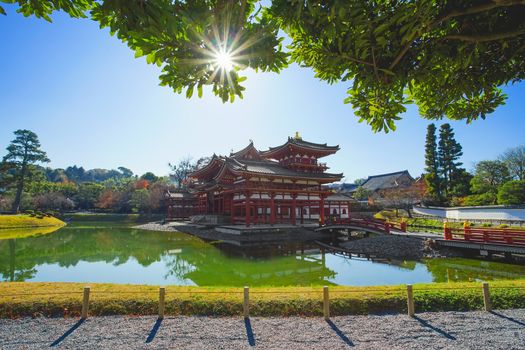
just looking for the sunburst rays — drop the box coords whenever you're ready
[181,10,264,95]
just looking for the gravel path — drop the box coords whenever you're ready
[1,310,525,349]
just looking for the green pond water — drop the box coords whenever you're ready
[1,220,524,286]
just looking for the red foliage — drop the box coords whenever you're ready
[135,179,150,189]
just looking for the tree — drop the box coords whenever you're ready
[169,157,196,188]
[33,192,74,211]
[74,182,104,209]
[130,188,150,214]
[353,178,367,186]
[438,124,463,197]
[497,180,525,205]
[118,166,134,178]
[380,184,424,218]
[140,172,158,182]
[64,165,86,182]
[424,123,441,200]
[352,187,372,201]
[470,160,511,195]
[499,145,525,180]
[3,1,525,132]
[448,169,473,198]
[1,130,49,213]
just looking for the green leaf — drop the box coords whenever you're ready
[0,6,6,16]
[186,86,194,99]
[197,84,203,98]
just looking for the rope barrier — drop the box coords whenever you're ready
[89,291,159,295]
[0,292,83,297]
[1,285,524,299]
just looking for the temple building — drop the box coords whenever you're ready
[167,134,353,226]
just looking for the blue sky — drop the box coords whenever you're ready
[1,8,524,182]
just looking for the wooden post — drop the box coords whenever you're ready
[482,282,492,312]
[159,287,166,319]
[81,286,90,319]
[243,286,250,318]
[323,286,330,320]
[406,284,415,317]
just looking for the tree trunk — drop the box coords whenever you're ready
[405,208,413,218]
[11,180,24,214]
[11,163,27,214]
[9,239,15,282]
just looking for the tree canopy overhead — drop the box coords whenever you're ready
[2,0,525,132]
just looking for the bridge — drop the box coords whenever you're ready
[315,218,405,235]
[315,218,525,256]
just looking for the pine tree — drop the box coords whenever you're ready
[438,124,463,197]
[2,130,49,213]
[423,123,441,200]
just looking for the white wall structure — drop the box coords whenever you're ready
[413,205,525,221]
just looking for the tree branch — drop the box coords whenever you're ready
[436,0,525,24]
[444,28,525,42]
[388,0,525,70]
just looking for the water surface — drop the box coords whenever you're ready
[1,221,524,286]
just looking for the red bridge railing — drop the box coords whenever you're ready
[329,218,407,234]
[444,226,525,246]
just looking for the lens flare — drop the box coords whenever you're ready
[214,50,235,71]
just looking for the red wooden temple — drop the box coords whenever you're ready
[167,135,353,226]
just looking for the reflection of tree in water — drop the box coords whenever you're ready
[424,258,525,283]
[0,224,338,286]
[5,240,37,282]
[7,224,494,286]
[163,254,195,282]
[0,227,191,282]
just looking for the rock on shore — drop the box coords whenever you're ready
[340,235,456,260]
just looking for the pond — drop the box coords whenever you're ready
[1,220,524,286]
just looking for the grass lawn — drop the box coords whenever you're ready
[0,215,65,230]
[1,281,524,318]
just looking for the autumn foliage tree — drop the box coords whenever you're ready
[379,184,424,217]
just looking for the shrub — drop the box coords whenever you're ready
[497,180,525,205]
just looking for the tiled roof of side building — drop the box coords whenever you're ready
[361,170,414,191]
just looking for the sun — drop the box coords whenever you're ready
[214,50,235,71]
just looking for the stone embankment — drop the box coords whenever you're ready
[135,221,326,243]
[340,235,461,260]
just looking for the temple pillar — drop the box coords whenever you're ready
[270,193,276,225]
[320,196,325,225]
[245,191,251,227]
[230,195,235,223]
[291,194,297,225]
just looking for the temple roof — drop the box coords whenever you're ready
[187,154,225,179]
[360,170,414,192]
[260,136,339,159]
[230,141,262,160]
[231,159,342,179]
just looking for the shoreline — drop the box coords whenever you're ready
[0,214,66,230]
